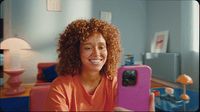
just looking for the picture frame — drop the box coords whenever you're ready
[151,31,169,53]
[100,11,112,23]
[46,0,61,12]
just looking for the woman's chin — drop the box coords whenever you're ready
[89,66,103,72]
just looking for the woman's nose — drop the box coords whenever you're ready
[92,47,100,56]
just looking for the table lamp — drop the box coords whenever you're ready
[176,74,193,100]
[0,37,31,95]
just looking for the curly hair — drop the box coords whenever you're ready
[56,18,121,79]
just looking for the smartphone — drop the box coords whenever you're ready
[117,65,152,111]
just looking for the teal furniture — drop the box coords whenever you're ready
[151,88,199,111]
[0,96,29,112]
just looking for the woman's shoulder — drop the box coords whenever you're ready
[50,75,74,88]
[104,75,117,88]
[112,76,117,87]
[53,75,73,82]
[105,75,117,83]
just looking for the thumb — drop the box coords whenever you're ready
[149,92,155,112]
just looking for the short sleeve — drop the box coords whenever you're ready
[45,76,69,111]
[112,76,118,107]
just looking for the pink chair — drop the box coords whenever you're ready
[29,84,50,111]
[30,62,56,111]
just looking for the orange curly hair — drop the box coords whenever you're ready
[56,18,121,79]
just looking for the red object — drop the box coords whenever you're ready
[35,62,57,86]
[153,90,160,96]
[4,68,25,95]
[30,62,55,111]
[30,85,50,111]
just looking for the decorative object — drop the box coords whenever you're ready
[152,90,160,97]
[47,0,61,11]
[35,62,57,85]
[42,64,58,82]
[151,87,199,111]
[124,54,134,65]
[0,37,31,95]
[4,68,25,95]
[165,87,174,96]
[151,31,169,53]
[176,74,193,100]
[100,11,112,23]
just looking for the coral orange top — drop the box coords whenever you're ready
[45,75,117,111]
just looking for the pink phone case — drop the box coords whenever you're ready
[117,65,152,111]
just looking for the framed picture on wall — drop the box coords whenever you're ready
[46,0,61,11]
[100,11,112,23]
[151,31,169,53]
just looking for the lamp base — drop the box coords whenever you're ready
[5,86,25,95]
[4,68,25,96]
[180,94,190,100]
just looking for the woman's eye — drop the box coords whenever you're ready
[84,47,92,50]
[99,46,106,50]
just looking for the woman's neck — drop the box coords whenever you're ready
[79,70,102,95]
[80,71,102,84]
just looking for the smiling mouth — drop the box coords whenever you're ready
[89,59,103,65]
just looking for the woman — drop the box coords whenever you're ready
[45,18,154,111]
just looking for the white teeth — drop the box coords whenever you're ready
[90,59,101,64]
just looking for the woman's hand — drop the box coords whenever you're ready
[114,92,155,112]
[149,92,155,112]
[113,107,131,111]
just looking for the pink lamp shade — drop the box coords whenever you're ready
[0,37,31,68]
[0,37,31,50]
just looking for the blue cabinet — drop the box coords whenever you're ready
[152,88,199,111]
[143,53,180,82]
[0,96,29,112]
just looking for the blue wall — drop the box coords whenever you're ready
[6,0,199,91]
[11,0,147,64]
[91,0,147,64]
[146,1,181,52]
[7,0,147,83]
[146,0,199,91]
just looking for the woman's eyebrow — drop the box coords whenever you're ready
[82,42,106,45]
[98,42,106,46]
[82,43,92,45]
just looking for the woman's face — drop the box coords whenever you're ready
[80,32,108,73]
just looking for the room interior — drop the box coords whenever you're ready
[0,0,199,111]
